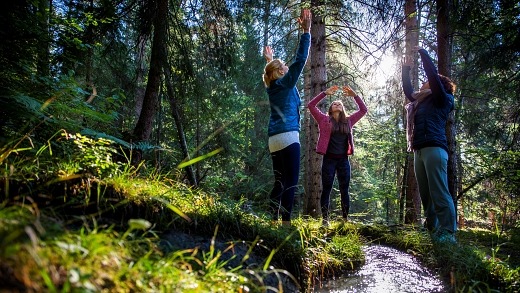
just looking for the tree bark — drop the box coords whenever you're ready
[133,0,167,142]
[403,0,421,225]
[134,34,147,119]
[436,0,458,220]
[84,0,94,88]
[304,1,327,218]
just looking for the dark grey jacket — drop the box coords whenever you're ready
[402,49,454,152]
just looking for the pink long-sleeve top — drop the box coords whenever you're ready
[307,92,368,155]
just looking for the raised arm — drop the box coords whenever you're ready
[298,9,311,34]
[308,85,339,120]
[279,10,312,88]
[263,46,273,63]
[418,49,449,101]
[401,56,415,102]
[343,86,367,125]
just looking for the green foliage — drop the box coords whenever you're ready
[0,144,360,292]
[2,132,121,183]
[1,73,125,156]
[61,133,121,177]
[0,209,248,292]
[453,0,520,231]
[326,232,363,269]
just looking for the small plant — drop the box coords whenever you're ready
[61,132,121,178]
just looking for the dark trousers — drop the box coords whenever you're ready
[321,156,351,220]
[269,143,300,221]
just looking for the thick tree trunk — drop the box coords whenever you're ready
[304,1,326,218]
[404,154,421,224]
[456,96,464,227]
[134,0,196,186]
[436,0,458,220]
[403,0,421,225]
[133,0,167,142]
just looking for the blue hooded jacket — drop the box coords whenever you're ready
[266,33,310,137]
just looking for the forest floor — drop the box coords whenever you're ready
[1,177,519,292]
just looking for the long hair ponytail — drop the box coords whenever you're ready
[263,59,284,88]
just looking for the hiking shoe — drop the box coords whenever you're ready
[434,230,456,244]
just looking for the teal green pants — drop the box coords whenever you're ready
[414,147,457,233]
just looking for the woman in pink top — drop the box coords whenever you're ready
[307,85,368,224]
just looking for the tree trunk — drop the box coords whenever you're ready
[404,153,421,224]
[163,63,197,187]
[303,1,326,218]
[134,34,147,119]
[133,0,167,142]
[136,0,197,187]
[456,94,464,227]
[253,0,270,158]
[403,0,422,225]
[436,0,458,220]
[84,0,94,88]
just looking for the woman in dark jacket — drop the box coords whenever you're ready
[262,9,311,226]
[402,47,457,243]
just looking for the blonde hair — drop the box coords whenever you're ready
[328,100,350,134]
[263,59,285,88]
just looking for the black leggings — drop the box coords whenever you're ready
[269,143,300,221]
[320,156,351,219]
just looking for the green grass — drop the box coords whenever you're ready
[2,176,520,292]
[0,174,366,292]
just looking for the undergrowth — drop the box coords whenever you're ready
[1,133,518,292]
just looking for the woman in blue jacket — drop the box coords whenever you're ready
[262,9,311,226]
[402,47,457,243]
